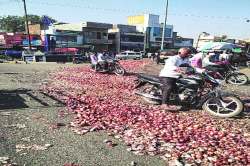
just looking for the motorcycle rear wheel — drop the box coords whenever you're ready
[202,94,243,118]
[226,73,248,85]
[114,63,125,76]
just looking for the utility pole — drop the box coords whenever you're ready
[161,0,169,51]
[22,0,32,50]
[196,33,202,50]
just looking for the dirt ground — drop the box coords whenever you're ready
[0,63,165,166]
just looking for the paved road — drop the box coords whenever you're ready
[0,63,164,166]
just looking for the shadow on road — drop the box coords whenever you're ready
[0,89,64,111]
[0,89,29,110]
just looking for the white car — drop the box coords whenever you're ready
[116,51,143,60]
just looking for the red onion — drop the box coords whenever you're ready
[42,60,250,165]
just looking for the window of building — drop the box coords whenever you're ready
[121,35,144,42]
[151,27,172,38]
[97,32,101,39]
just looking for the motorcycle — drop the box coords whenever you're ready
[206,61,248,85]
[73,55,87,64]
[135,68,244,118]
[91,59,125,76]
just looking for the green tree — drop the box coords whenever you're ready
[0,15,56,32]
[0,15,24,32]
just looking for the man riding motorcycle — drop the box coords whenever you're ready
[202,52,227,74]
[159,47,192,109]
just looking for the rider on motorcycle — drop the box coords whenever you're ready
[159,47,192,109]
[97,52,109,71]
[202,52,227,74]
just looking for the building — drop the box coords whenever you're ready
[45,22,113,52]
[173,32,194,48]
[128,14,160,32]
[108,24,144,52]
[146,25,174,51]
[1,14,197,53]
[44,23,84,51]
[128,14,174,51]
[82,22,113,51]
[173,37,194,48]
[196,33,230,50]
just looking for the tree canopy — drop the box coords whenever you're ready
[0,15,57,33]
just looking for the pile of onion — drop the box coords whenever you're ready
[42,60,250,165]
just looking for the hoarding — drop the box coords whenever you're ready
[22,39,42,46]
[0,35,6,45]
[29,24,41,35]
[128,15,145,25]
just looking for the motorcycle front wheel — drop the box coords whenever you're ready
[226,72,248,85]
[202,94,243,118]
[114,63,125,76]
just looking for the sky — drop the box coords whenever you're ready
[0,0,250,40]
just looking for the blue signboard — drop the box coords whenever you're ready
[22,40,42,46]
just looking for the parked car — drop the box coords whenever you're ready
[116,51,143,60]
[140,51,147,58]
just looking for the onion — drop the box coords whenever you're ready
[42,60,250,165]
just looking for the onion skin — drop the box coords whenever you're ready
[42,60,250,165]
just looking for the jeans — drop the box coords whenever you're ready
[160,77,177,104]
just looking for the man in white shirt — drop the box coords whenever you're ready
[159,48,191,109]
[97,53,105,62]
[97,52,108,71]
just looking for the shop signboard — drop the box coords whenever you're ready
[22,39,42,46]
[0,34,6,45]
[28,24,41,35]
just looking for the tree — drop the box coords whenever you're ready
[221,35,227,40]
[0,15,24,32]
[0,15,56,33]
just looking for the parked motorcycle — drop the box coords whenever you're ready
[135,68,244,118]
[206,62,248,85]
[91,59,125,76]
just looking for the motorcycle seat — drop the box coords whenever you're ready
[138,73,161,84]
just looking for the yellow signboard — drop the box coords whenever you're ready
[128,15,145,25]
[28,24,41,35]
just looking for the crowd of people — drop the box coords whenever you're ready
[190,50,233,73]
